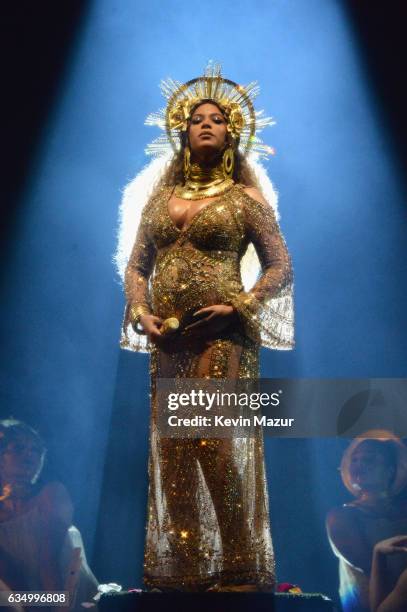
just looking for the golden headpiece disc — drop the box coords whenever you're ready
[145,62,275,159]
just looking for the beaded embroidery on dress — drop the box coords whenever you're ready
[122,182,293,590]
[120,180,294,354]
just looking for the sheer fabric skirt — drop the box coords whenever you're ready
[143,332,275,591]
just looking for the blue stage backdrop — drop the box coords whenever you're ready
[0,0,406,605]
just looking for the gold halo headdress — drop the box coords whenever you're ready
[116,63,294,354]
[145,62,275,159]
[341,430,407,497]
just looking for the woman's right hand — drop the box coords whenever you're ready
[139,314,164,344]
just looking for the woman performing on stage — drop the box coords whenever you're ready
[116,64,294,592]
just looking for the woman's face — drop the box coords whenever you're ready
[349,445,395,493]
[0,433,44,486]
[187,102,228,159]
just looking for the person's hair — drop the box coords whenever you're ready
[0,419,46,457]
[340,430,407,497]
[154,98,258,191]
[352,439,398,474]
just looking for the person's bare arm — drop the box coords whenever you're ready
[38,482,73,591]
[370,536,407,612]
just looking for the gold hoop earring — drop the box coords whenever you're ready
[183,146,191,179]
[222,147,234,179]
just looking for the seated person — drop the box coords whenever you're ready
[0,419,98,610]
[326,430,407,612]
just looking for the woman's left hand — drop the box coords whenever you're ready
[183,304,237,337]
[374,535,407,556]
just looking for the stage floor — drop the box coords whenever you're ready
[99,590,337,612]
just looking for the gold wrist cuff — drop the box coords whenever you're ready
[129,305,151,335]
[129,304,150,324]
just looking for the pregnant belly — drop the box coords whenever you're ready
[151,254,236,326]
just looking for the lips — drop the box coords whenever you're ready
[199,132,213,138]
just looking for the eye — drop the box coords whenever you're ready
[212,115,224,123]
[191,115,202,124]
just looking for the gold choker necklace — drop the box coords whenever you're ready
[174,160,234,200]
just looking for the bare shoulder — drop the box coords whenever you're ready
[327,504,357,525]
[326,506,361,559]
[37,482,73,522]
[326,505,360,540]
[327,505,373,571]
[241,186,269,207]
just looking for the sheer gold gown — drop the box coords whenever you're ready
[122,182,293,590]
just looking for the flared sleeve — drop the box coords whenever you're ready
[231,190,294,349]
[120,204,156,353]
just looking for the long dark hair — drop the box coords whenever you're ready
[0,419,45,456]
